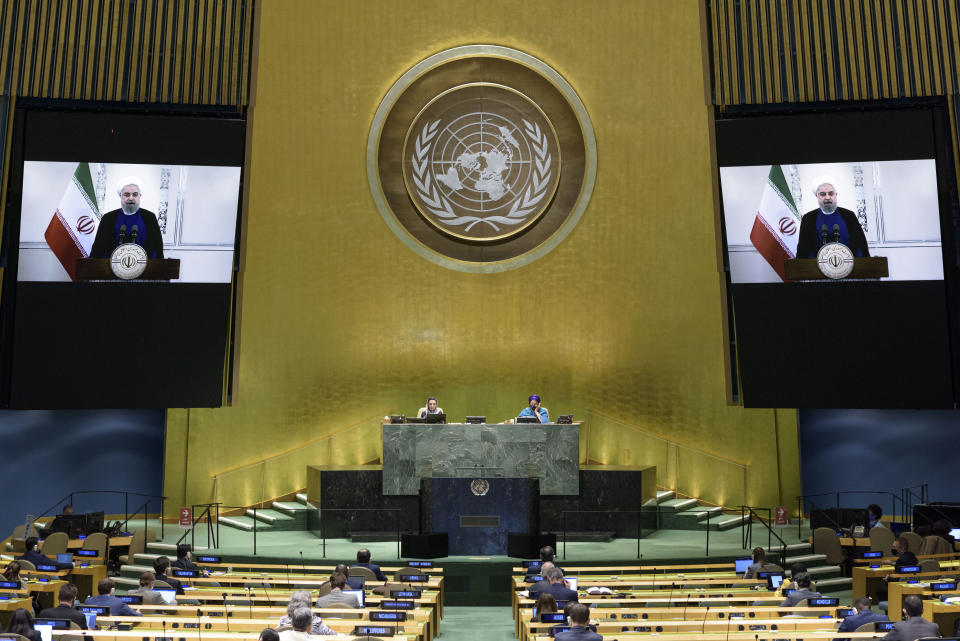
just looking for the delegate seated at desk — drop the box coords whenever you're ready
[16,537,73,570]
[518,394,548,423]
[418,397,444,418]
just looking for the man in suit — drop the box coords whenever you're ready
[130,571,172,606]
[882,595,941,641]
[171,544,205,574]
[351,548,386,581]
[837,596,887,637]
[90,177,164,260]
[38,583,87,629]
[17,537,73,570]
[796,177,870,259]
[529,561,555,596]
[154,556,186,595]
[314,573,360,608]
[780,571,821,607]
[555,603,602,641]
[85,578,142,616]
[539,567,577,605]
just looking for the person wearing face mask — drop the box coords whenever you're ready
[795,176,870,260]
[518,394,549,423]
[90,176,165,259]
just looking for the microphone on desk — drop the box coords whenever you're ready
[701,605,711,634]
[220,593,230,632]
[196,608,203,641]
[833,224,840,243]
[118,224,127,244]
[246,586,253,619]
[300,551,306,571]
[162,619,168,641]
[821,224,829,246]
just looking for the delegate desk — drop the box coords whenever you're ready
[853,560,960,603]
[381,422,580,495]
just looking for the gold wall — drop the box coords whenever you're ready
[163,0,801,514]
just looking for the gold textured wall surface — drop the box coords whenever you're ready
[164,0,801,514]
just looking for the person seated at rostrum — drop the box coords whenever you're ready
[779,571,820,607]
[16,537,73,570]
[38,583,87,629]
[555,603,602,641]
[417,397,444,418]
[351,548,386,581]
[85,578,142,616]
[314,573,360,608]
[277,591,335,635]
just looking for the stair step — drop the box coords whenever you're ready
[295,493,309,505]
[674,507,725,521]
[348,531,400,543]
[272,501,309,515]
[784,553,827,566]
[764,542,811,555]
[716,515,750,530]
[659,498,699,513]
[814,576,853,592]
[656,490,676,502]
[806,565,842,578]
[247,509,293,524]
[219,516,264,532]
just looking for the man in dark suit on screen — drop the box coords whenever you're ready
[796,177,870,259]
[90,177,164,259]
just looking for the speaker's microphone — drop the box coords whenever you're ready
[833,224,840,243]
[220,593,230,632]
[130,225,139,243]
[118,224,127,244]
[821,224,828,245]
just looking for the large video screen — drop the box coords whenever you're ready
[19,162,240,283]
[0,107,245,409]
[716,107,958,409]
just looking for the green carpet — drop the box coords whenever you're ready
[438,607,514,640]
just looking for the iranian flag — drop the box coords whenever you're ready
[749,165,801,281]
[43,163,100,281]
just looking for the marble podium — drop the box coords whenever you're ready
[381,422,580,495]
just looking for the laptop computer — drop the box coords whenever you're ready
[56,553,73,565]
[154,589,177,604]
[565,577,578,591]
[424,412,446,424]
[516,416,540,423]
[342,589,364,607]
[345,575,365,590]
[33,625,53,641]
[734,558,752,574]
[767,574,784,590]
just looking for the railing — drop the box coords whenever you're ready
[209,413,387,509]
[796,485,930,538]
[313,508,401,560]
[584,410,750,508]
[176,503,221,550]
[739,506,788,568]
[33,490,167,538]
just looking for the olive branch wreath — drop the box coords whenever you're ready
[411,119,552,232]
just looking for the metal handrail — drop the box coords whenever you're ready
[32,490,167,538]
[796,488,920,538]
[176,503,221,550]
[739,505,788,567]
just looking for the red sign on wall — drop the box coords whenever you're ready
[775,506,788,526]
[179,507,192,528]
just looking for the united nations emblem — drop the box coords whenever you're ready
[404,84,560,242]
[368,45,596,272]
[470,479,490,496]
[816,242,855,279]
[110,243,148,280]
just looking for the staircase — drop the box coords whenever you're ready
[645,490,750,531]
[762,541,852,594]
[219,493,314,533]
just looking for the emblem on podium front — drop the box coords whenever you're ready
[816,242,854,279]
[110,243,147,280]
[470,479,490,496]
[368,45,596,272]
